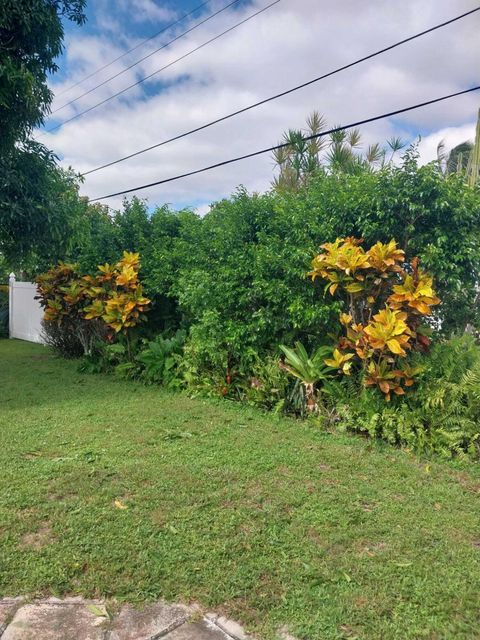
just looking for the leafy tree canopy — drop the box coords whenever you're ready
[4,149,480,354]
[0,0,86,269]
[0,143,88,273]
[0,0,86,152]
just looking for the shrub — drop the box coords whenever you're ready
[179,310,233,394]
[288,150,480,333]
[309,237,439,400]
[82,251,150,336]
[176,189,342,379]
[36,252,150,358]
[331,335,480,458]
[36,262,103,357]
[136,330,186,387]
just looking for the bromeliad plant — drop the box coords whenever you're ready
[309,237,440,400]
[279,342,333,412]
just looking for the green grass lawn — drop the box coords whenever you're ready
[1,339,480,639]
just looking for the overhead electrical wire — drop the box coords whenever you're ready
[55,0,213,98]
[89,85,480,202]
[82,5,480,176]
[45,0,281,134]
[52,0,245,114]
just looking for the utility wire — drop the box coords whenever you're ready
[52,0,244,114]
[45,0,281,134]
[82,5,480,176]
[55,0,213,98]
[89,85,480,202]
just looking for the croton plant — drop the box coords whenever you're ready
[82,251,150,333]
[310,237,440,400]
[36,252,150,341]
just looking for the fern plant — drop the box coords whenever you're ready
[136,330,186,387]
[336,335,480,458]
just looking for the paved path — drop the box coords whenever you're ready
[0,598,252,640]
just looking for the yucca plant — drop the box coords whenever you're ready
[272,111,406,191]
[279,342,333,412]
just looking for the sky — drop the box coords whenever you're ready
[39,0,480,212]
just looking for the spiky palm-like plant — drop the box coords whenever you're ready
[279,341,333,412]
[272,111,406,191]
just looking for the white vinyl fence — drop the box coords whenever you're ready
[9,273,45,343]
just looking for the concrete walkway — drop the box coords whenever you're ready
[0,598,251,640]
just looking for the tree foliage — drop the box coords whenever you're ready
[0,0,86,151]
[23,149,476,364]
[0,0,86,270]
[0,143,87,272]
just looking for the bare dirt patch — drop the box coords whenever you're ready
[20,524,55,550]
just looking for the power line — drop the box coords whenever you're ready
[89,85,480,202]
[52,0,244,114]
[45,0,281,134]
[82,6,480,177]
[54,0,213,98]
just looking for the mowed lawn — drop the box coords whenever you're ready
[1,340,480,639]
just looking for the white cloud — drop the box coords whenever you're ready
[119,0,178,24]
[41,0,480,210]
[417,123,477,165]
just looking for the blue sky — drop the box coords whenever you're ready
[54,0,228,100]
[61,0,212,44]
[41,0,480,211]
[56,0,250,72]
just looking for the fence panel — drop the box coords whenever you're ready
[9,274,45,344]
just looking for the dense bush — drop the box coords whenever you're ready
[168,153,480,387]
[293,149,480,333]
[23,150,477,363]
[36,252,150,357]
[309,237,439,400]
[35,262,98,358]
[24,149,480,460]
[332,335,480,459]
